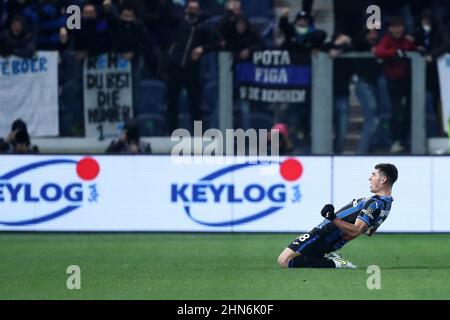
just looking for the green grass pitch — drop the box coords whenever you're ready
[0,233,449,299]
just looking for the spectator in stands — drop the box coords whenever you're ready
[374,16,416,153]
[277,9,326,151]
[352,24,383,154]
[0,15,36,58]
[270,123,294,155]
[108,0,147,16]
[430,0,450,36]
[5,0,39,35]
[333,0,371,39]
[106,119,151,153]
[223,14,263,130]
[35,0,66,51]
[323,32,353,154]
[104,5,152,60]
[216,0,242,43]
[0,119,39,153]
[140,0,179,77]
[0,1,6,32]
[71,3,111,59]
[223,14,263,60]
[199,0,224,17]
[278,9,326,53]
[166,0,220,133]
[377,0,415,34]
[104,4,157,115]
[412,9,448,137]
[11,129,36,153]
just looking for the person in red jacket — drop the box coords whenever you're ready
[374,17,416,153]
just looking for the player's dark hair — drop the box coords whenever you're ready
[375,163,398,186]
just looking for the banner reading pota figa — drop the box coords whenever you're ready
[234,50,311,105]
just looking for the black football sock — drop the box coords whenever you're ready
[288,254,335,268]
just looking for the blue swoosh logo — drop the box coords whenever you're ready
[199,160,279,181]
[184,206,283,227]
[0,159,77,180]
[185,161,284,227]
[0,159,81,226]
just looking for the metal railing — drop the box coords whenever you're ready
[219,51,427,155]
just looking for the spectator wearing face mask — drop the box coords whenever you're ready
[278,9,326,53]
[166,0,220,134]
[104,4,156,112]
[216,0,243,44]
[104,5,152,61]
[0,15,36,58]
[277,9,326,151]
[70,3,112,59]
[223,14,264,130]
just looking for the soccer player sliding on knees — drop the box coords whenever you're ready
[278,163,398,269]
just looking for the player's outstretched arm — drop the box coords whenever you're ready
[320,204,368,238]
[332,218,368,238]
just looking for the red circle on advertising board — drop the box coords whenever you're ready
[76,157,100,181]
[280,158,303,181]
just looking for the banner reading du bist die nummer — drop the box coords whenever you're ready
[83,53,133,138]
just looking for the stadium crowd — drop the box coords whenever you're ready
[0,0,450,154]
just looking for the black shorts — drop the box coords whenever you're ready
[287,229,334,256]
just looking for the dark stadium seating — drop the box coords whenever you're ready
[199,0,224,16]
[177,80,218,116]
[249,112,273,130]
[199,14,223,30]
[201,52,218,82]
[204,113,218,130]
[178,89,189,113]
[203,80,218,115]
[136,112,167,136]
[135,79,167,116]
[178,112,193,132]
[241,0,273,19]
[249,17,275,47]
[59,80,83,136]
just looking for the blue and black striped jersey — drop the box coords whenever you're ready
[314,195,394,251]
